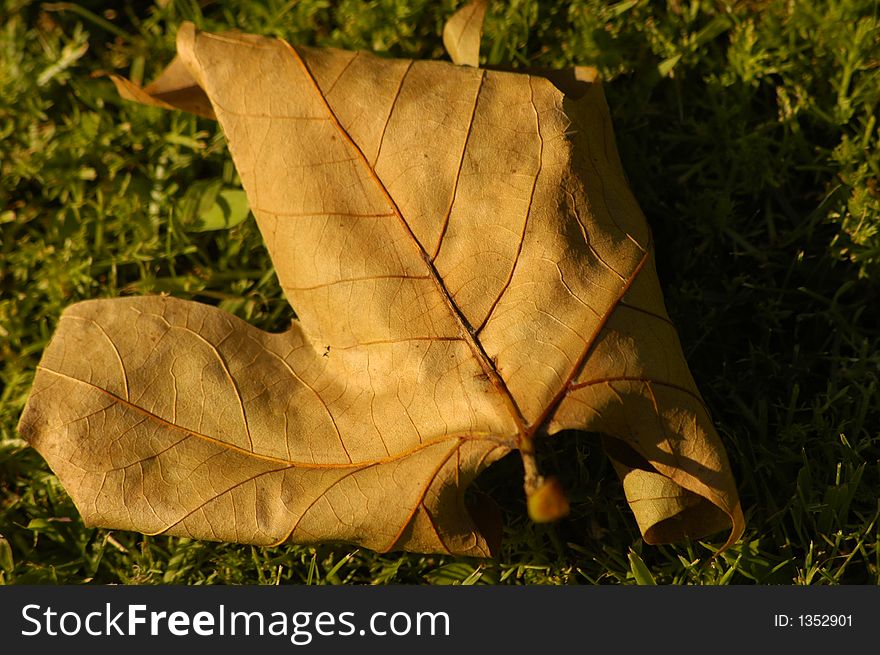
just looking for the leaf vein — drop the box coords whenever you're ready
[431,68,486,261]
[476,75,543,335]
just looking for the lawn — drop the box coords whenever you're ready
[1,0,878,585]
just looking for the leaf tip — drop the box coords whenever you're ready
[176,20,198,47]
[442,0,488,67]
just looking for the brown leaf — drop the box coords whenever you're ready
[18,15,744,557]
[443,0,487,67]
[110,55,214,119]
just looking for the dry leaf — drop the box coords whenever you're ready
[18,12,744,557]
[443,0,487,67]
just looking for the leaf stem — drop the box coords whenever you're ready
[521,439,569,523]
[520,438,541,493]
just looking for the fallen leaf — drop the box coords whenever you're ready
[443,0,487,67]
[18,9,744,557]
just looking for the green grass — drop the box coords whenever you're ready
[1,0,879,585]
